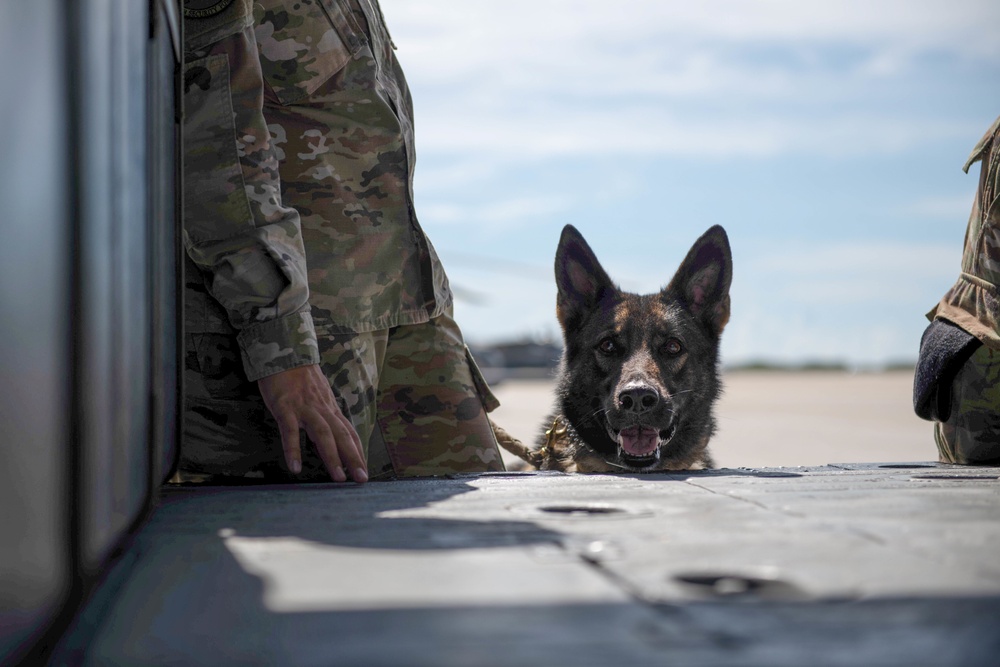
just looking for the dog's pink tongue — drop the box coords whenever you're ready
[619,427,659,456]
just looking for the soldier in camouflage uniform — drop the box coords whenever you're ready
[915,115,1000,464]
[181,0,505,481]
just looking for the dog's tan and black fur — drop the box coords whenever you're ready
[498,224,732,472]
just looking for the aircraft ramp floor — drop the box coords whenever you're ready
[55,463,1000,666]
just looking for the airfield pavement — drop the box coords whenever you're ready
[490,370,936,469]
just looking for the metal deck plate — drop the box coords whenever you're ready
[56,464,1000,666]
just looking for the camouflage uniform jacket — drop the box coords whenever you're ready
[183,0,451,381]
[929,115,1000,347]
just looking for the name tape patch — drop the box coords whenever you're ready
[184,0,236,19]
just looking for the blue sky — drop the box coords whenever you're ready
[380,0,1000,366]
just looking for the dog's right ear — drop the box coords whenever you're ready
[555,225,616,330]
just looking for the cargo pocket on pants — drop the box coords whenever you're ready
[186,332,257,402]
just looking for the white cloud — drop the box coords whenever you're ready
[447,238,963,362]
[448,270,560,345]
[720,307,922,367]
[420,195,574,228]
[719,240,960,363]
[590,241,961,302]
[412,158,500,194]
[416,108,971,159]
[373,0,996,363]
[383,0,998,161]
[384,0,1000,64]
[739,241,960,301]
[897,194,976,220]
[745,241,958,274]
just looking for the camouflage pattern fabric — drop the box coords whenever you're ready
[253,0,451,334]
[183,0,451,376]
[181,0,503,478]
[183,309,504,479]
[929,115,1000,350]
[183,0,319,381]
[924,114,1000,464]
[372,312,502,476]
[935,345,1000,464]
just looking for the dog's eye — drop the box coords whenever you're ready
[664,338,683,356]
[597,338,618,355]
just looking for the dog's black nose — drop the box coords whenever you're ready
[618,386,659,413]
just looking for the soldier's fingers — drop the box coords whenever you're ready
[301,408,348,482]
[273,410,303,475]
[328,410,367,483]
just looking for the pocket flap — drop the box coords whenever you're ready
[254,1,360,105]
[465,346,501,413]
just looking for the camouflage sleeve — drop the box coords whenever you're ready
[183,1,319,382]
[919,114,1000,463]
[927,114,1000,350]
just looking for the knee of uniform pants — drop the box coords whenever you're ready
[375,314,505,477]
[935,345,1000,465]
[183,392,276,475]
[316,328,385,461]
[183,333,330,479]
[183,391,335,480]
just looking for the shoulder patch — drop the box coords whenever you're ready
[184,0,236,19]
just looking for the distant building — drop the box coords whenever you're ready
[468,340,563,384]
[491,341,562,368]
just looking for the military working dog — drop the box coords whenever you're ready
[497,224,732,472]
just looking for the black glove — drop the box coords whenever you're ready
[913,318,982,422]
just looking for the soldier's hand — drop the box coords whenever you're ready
[257,365,368,483]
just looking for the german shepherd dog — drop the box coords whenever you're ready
[496,224,732,472]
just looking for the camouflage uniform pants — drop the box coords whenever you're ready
[935,346,1000,464]
[182,309,506,480]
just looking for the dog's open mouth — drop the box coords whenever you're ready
[616,424,677,468]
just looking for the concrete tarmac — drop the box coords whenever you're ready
[490,370,934,469]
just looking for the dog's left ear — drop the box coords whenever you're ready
[665,225,732,336]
